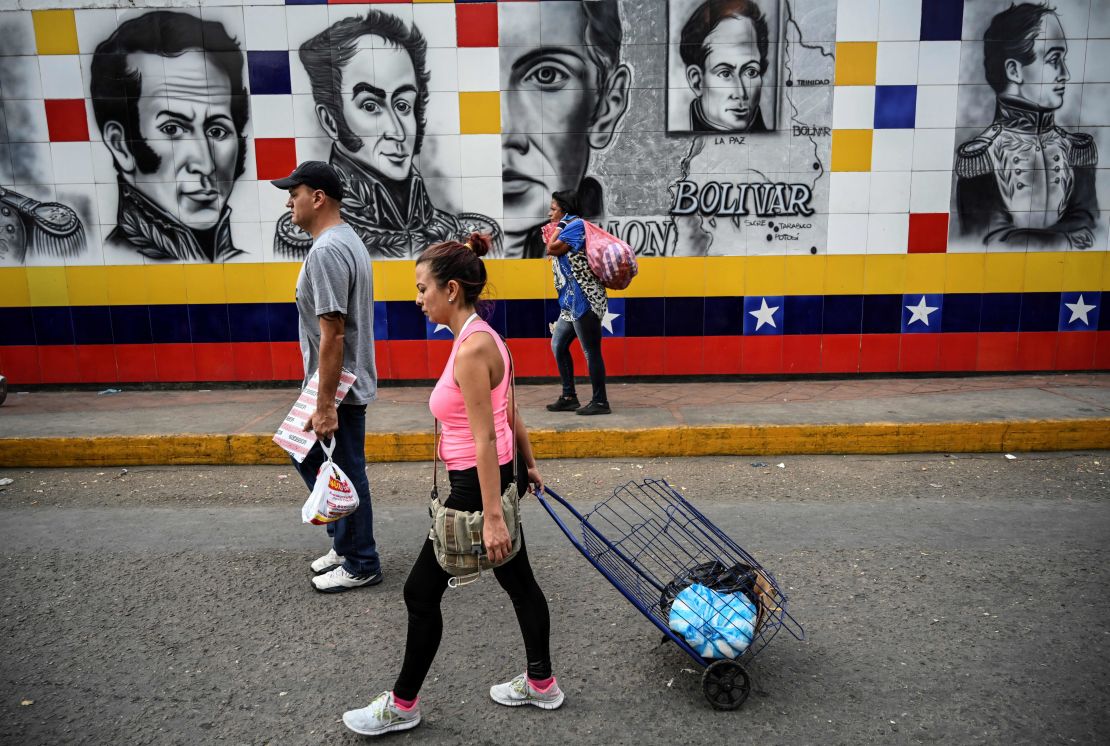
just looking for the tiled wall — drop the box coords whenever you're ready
[0,0,1107,384]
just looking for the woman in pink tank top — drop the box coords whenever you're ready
[340,233,564,738]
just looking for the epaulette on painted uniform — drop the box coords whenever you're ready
[955,125,1000,179]
[273,212,313,259]
[1065,130,1099,167]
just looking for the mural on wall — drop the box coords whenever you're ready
[274,11,501,260]
[91,11,250,262]
[0,186,85,264]
[952,1,1101,251]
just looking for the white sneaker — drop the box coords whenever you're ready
[311,566,382,593]
[310,548,344,574]
[490,673,565,710]
[342,691,421,736]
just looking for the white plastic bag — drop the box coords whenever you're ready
[300,439,359,525]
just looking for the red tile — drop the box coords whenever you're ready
[1,346,42,384]
[427,340,452,378]
[1094,331,1110,369]
[44,99,89,142]
[456,3,498,47]
[38,346,79,383]
[741,336,783,374]
[821,334,860,373]
[388,340,430,379]
[600,337,626,377]
[937,332,978,372]
[976,332,1019,371]
[74,345,118,383]
[624,337,665,376]
[271,342,303,381]
[664,337,704,375]
[506,338,554,378]
[1055,332,1096,370]
[232,342,273,381]
[859,334,900,373]
[1015,332,1057,371]
[152,343,195,382]
[782,335,822,374]
[907,213,949,253]
[374,339,392,380]
[702,336,743,374]
[899,334,940,371]
[255,138,298,180]
[115,344,157,382]
[194,343,235,381]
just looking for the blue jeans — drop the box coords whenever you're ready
[551,310,607,405]
[292,402,381,577]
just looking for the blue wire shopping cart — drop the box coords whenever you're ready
[537,478,805,710]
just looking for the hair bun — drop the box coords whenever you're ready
[467,231,492,258]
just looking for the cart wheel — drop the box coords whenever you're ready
[701,660,751,711]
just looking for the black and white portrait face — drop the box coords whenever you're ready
[685,14,764,131]
[1004,12,1070,111]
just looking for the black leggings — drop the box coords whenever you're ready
[392,461,552,701]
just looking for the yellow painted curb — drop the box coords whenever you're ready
[1,419,1107,467]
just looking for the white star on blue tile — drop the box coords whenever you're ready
[1059,291,1100,331]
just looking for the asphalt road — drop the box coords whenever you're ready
[1,453,1108,745]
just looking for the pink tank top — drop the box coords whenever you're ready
[428,316,513,471]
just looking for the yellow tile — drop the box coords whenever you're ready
[831,129,873,172]
[862,255,905,294]
[1061,252,1106,291]
[903,254,945,294]
[0,268,31,307]
[620,256,664,298]
[784,255,826,295]
[834,42,877,86]
[485,258,549,300]
[663,256,705,297]
[703,257,745,296]
[1102,251,1110,290]
[374,259,417,302]
[183,265,226,304]
[65,266,109,306]
[944,254,986,293]
[459,92,501,135]
[1022,252,1066,292]
[983,253,1027,292]
[413,0,454,3]
[824,255,866,294]
[223,263,268,304]
[744,256,786,296]
[263,262,301,303]
[106,266,148,305]
[26,267,69,306]
[145,265,188,304]
[32,9,79,55]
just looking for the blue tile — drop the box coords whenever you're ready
[228,303,270,343]
[285,0,326,5]
[861,295,902,334]
[783,295,823,335]
[901,293,943,333]
[979,293,1022,332]
[1059,291,1100,331]
[544,300,561,330]
[874,86,917,129]
[1019,292,1061,332]
[483,302,509,338]
[625,298,665,337]
[0,308,36,345]
[266,303,298,342]
[602,298,625,337]
[920,0,964,41]
[942,293,982,332]
[386,301,427,341]
[71,306,113,345]
[32,306,74,345]
[822,295,863,334]
[148,304,192,344]
[704,296,743,336]
[373,301,389,341]
[664,297,704,336]
[189,304,231,344]
[109,306,152,345]
[743,295,783,336]
[425,318,453,341]
[506,299,547,339]
[247,51,292,95]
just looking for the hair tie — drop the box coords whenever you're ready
[463,241,473,251]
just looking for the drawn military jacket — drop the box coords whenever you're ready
[956,95,1098,249]
[274,148,501,260]
[107,182,242,262]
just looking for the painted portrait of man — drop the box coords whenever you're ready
[499,0,632,258]
[91,11,249,262]
[679,0,770,133]
[955,2,1098,249]
[275,11,500,260]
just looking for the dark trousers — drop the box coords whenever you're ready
[292,402,381,577]
[392,462,552,701]
[551,309,607,405]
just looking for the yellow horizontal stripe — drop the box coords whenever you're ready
[1,252,1106,308]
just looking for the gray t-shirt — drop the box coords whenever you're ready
[295,223,377,404]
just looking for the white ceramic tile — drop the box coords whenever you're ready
[457,48,499,92]
[74,9,117,60]
[836,0,880,42]
[914,85,959,128]
[50,141,94,184]
[286,4,330,51]
[870,128,914,171]
[413,4,458,48]
[289,50,313,96]
[1084,40,1110,83]
[425,91,460,135]
[499,1,540,47]
[868,171,911,213]
[258,178,291,223]
[911,128,956,171]
[423,176,463,215]
[292,94,324,138]
[370,3,413,26]
[875,42,919,85]
[91,140,116,184]
[0,12,36,56]
[327,3,366,29]
[230,220,262,258]
[877,0,922,41]
[459,134,501,178]
[909,170,952,213]
[426,48,460,92]
[200,5,246,53]
[4,99,48,143]
[94,177,118,225]
[419,134,462,179]
[460,176,503,219]
[866,212,908,253]
[828,171,871,213]
[0,56,42,100]
[244,6,288,51]
[250,95,295,138]
[832,86,875,129]
[826,213,869,254]
[294,136,331,165]
[228,180,261,224]
[918,42,962,85]
[39,55,84,99]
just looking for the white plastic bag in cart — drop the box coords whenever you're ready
[668,583,757,659]
[301,439,359,525]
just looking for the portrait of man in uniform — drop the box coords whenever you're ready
[955,2,1098,249]
[91,11,249,262]
[499,0,632,258]
[276,11,500,259]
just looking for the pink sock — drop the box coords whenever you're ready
[392,693,417,711]
[527,675,554,692]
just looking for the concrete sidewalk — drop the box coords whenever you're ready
[1,373,1108,466]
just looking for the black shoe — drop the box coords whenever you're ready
[546,395,580,412]
[576,401,611,416]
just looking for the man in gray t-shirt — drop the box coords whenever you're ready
[273,161,382,594]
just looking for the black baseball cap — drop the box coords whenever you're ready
[271,161,344,201]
